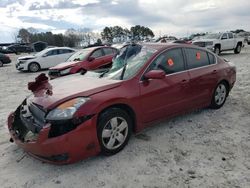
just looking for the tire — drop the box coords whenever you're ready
[0,61,3,67]
[210,82,229,109]
[28,62,40,72]
[80,69,87,75]
[97,108,132,155]
[214,46,220,55]
[234,44,241,54]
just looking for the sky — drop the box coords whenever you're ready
[0,0,250,43]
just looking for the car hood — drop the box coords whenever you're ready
[192,39,216,43]
[50,61,80,70]
[29,74,122,110]
[18,55,36,61]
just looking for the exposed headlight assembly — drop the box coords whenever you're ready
[60,68,71,75]
[46,97,90,121]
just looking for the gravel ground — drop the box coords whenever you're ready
[0,46,250,188]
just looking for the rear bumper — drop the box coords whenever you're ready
[8,112,100,164]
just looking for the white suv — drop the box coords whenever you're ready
[16,47,76,72]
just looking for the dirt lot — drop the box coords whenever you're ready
[0,47,250,188]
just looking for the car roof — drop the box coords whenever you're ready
[81,46,114,51]
[140,43,207,52]
[47,47,75,51]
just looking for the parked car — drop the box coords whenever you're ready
[0,47,13,54]
[0,53,11,67]
[6,44,33,54]
[192,32,244,55]
[48,46,117,79]
[16,47,76,72]
[7,43,236,164]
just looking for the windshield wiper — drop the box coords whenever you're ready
[99,69,110,78]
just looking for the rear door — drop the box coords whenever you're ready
[139,48,191,123]
[184,47,218,108]
[227,33,235,49]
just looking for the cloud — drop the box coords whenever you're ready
[0,0,250,43]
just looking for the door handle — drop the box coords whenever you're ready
[212,70,217,74]
[181,79,188,84]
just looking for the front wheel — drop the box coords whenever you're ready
[97,108,132,155]
[214,46,220,55]
[210,82,228,109]
[0,61,3,67]
[28,62,40,72]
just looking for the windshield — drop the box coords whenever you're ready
[202,33,221,39]
[67,49,91,62]
[104,46,156,80]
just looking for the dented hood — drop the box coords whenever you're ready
[29,74,122,110]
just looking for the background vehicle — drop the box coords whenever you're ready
[6,44,33,54]
[192,32,244,55]
[8,43,236,164]
[0,53,11,67]
[48,46,117,79]
[16,47,75,72]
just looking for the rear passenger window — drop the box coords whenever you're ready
[207,52,216,64]
[185,48,209,69]
[149,48,185,74]
[103,48,114,55]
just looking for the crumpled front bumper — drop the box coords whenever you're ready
[7,111,100,164]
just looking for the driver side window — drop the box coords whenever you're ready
[221,33,228,40]
[148,48,185,74]
[45,50,58,57]
[91,49,103,58]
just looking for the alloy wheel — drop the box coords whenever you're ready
[101,117,128,150]
[214,84,227,105]
[29,63,39,72]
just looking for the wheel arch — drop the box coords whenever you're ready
[214,43,221,49]
[28,61,41,70]
[218,79,230,96]
[97,103,137,133]
[237,41,243,46]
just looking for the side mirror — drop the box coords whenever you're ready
[144,70,165,80]
[88,56,95,62]
[221,37,227,40]
[42,54,47,57]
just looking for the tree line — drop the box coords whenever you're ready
[101,25,154,42]
[16,25,155,47]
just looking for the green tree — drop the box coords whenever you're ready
[101,27,113,42]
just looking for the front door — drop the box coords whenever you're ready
[139,48,191,123]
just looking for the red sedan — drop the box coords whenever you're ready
[48,46,118,79]
[7,43,236,164]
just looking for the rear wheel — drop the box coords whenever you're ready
[97,108,132,155]
[28,62,40,72]
[210,82,228,109]
[234,44,241,54]
[0,61,3,67]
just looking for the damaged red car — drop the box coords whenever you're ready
[48,46,118,79]
[7,43,236,164]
